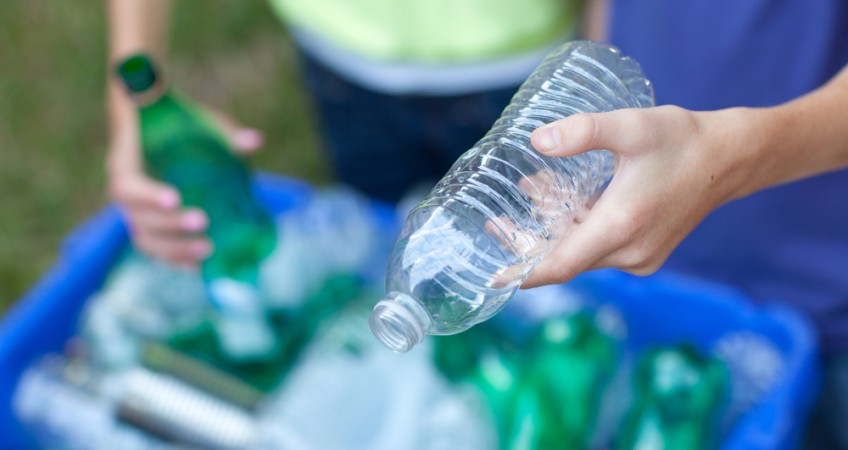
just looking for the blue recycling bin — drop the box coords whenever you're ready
[0,174,821,449]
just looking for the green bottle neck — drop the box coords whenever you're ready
[127,81,168,109]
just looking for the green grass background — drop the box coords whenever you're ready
[0,1,328,314]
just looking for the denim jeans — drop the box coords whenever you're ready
[803,352,848,449]
[298,52,518,204]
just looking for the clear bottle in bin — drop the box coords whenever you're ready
[116,55,278,361]
[260,188,376,310]
[79,253,211,371]
[369,41,654,352]
[262,304,463,450]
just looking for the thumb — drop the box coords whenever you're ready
[207,109,264,154]
[531,110,635,158]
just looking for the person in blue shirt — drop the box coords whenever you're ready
[527,1,848,447]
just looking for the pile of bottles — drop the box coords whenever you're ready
[12,180,781,449]
[15,259,759,450]
[13,183,393,449]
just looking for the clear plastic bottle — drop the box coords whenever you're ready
[260,305,455,450]
[369,41,654,352]
[259,188,377,310]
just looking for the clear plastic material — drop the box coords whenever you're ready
[259,188,378,310]
[259,305,496,450]
[370,41,654,352]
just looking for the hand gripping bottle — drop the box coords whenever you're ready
[369,41,654,352]
[116,55,278,361]
[614,344,728,450]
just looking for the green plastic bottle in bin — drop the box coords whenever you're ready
[615,344,728,450]
[116,54,278,362]
[434,309,619,450]
[502,312,617,450]
[530,312,617,448]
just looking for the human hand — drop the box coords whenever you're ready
[108,108,265,267]
[523,105,766,287]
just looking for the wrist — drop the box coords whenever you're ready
[695,108,769,204]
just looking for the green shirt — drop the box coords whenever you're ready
[270,0,581,63]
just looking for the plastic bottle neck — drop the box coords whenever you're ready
[369,292,432,353]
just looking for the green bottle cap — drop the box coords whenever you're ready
[117,54,158,93]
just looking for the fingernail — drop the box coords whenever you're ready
[234,129,263,149]
[158,190,180,209]
[191,241,213,259]
[181,210,208,232]
[535,124,560,153]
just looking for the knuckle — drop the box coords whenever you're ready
[549,263,579,285]
[617,247,650,272]
[657,105,698,131]
[616,245,663,276]
[133,232,156,255]
[122,210,144,232]
[626,260,661,276]
[133,231,181,263]
[128,210,153,232]
[533,256,578,287]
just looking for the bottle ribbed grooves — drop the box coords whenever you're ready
[427,41,654,263]
[369,41,655,347]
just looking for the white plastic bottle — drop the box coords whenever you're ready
[369,41,654,352]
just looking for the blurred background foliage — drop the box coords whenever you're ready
[0,1,328,313]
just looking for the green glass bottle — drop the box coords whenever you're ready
[116,54,278,362]
[614,344,728,450]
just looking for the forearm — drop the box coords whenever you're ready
[106,0,170,172]
[741,66,848,196]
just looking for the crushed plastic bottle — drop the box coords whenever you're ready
[712,331,785,432]
[78,253,209,370]
[370,40,654,352]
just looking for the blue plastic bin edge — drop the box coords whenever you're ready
[0,206,128,449]
[578,269,821,450]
